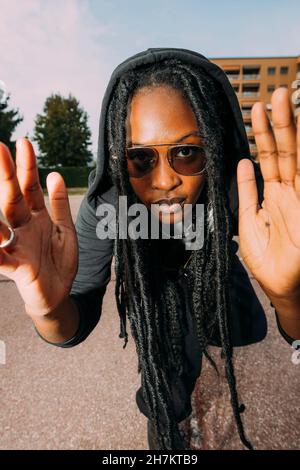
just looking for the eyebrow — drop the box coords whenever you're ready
[130,131,201,146]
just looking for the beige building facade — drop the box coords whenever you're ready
[210,55,300,160]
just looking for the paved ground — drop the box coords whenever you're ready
[0,195,299,450]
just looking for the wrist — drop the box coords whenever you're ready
[25,296,70,320]
[265,289,300,341]
[29,296,80,345]
[259,284,300,317]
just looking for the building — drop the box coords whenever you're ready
[210,55,300,160]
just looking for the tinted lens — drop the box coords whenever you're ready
[126,148,157,177]
[170,145,206,175]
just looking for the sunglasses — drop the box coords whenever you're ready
[125,143,206,178]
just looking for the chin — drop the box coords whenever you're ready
[159,212,182,225]
[150,209,184,226]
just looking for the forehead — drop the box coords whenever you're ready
[125,86,199,144]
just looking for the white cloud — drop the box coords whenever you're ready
[0,0,116,158]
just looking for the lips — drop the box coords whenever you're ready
[151,197,186,215]
[153,197,186,206]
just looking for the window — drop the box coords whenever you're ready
[280,84,288,88]
[225,69,240,81]
[267,84,275,93]
[241,105,252,118]
[242,66,260,80]
[280,66,288,75]
[268,67,276,75]
[242,84,259,97]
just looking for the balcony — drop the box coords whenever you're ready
[242,92,259,97]
[242,67,260,80]
[227,75,240,82]
[225,69,240,81]
[243,74,260,80]
[242,110,252,118]
[249,144,257,154]
[242,83,260,98]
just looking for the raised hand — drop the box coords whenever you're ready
[237,87,300,301]
[0,138,78,317]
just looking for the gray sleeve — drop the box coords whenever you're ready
[35,190,114,348]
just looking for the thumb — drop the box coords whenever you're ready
[237,159,260,223]
[46,172,74,230]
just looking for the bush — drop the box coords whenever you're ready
[38,166,95,189]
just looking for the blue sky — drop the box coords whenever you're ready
[1,0,300,158]
[89,0,300,59]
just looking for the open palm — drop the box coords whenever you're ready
[0,139,78,317]
[237,87,300,299]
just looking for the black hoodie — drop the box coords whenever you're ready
[87,47,265,233]
[37,48,269,424]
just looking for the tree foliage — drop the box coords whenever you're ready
[34,93,93,168]
[0,94,23,158]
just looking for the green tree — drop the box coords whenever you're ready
[33,93,93,168]
[0,94,23,158]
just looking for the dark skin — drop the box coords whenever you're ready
[0,86,299,342]
[125,86,206,226]
[125,84,300,339]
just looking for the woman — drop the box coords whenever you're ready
[0,48,299,450]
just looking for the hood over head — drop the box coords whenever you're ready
[87,47,263,235]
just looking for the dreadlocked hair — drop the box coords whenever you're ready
[105,58,253,450]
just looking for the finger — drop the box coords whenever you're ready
[0,220,18,277]
[0,142,32,228]
[237,159,260,220]
[46,172,73,230]
[271,87,297,186]
[16,138,46,212]
[295,114,300,198]
[251,101,280,184]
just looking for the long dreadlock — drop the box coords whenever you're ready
[105,58,253,450]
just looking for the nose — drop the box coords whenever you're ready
[151,150,182,191]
